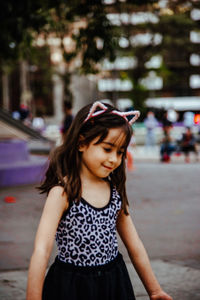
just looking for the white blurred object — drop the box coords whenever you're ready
[167,108,178,123]
[119,37,129,48]
[43,124,62,145]
[190,31,200,43]
[117,99,133,110]
[32,117,45,131]
[98,79,133,92]
[146,96,200,111]
[130,12,159,25]
[191,9,200,21]
[190,54,200,66]
[140,71,163,90]
[102,57,137,70]
[144,112,158,147]
[130,33,162,47]
[12,111,21,120]
[145,55,162,69]
[183,111,194,127]
[190,74,200,88]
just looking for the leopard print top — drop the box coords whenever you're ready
[56,184,122,266]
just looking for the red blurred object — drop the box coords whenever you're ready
[194,114,200,124]
[4,196,16,203]
[163,153,170,163]
[175,152,181,156]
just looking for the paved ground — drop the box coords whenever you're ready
[0,147,200,299]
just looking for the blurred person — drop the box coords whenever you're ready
[160,126,176,163]
[144,111,158,148]
[12,103,32,126]
[19,103,30,121]
[183,111,194,128]
[180,127,198,163]
[60,101,73,139]
[161,111,173,132]
[197,126,200,144]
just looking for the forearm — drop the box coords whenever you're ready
[26,250,50,300]
[128,238,162,296]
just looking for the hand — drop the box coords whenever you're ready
[150,290,173,300]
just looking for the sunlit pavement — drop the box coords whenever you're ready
[0,157,200,299]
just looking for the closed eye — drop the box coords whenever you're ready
[103,147,124,155]
[118,150,124,155]
[103,148,112,153]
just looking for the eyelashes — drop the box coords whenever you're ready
[103,148,111,152]
[103,148,124,155]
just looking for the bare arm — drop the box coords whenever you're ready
[26,186,68,300]
[117,209,173,300]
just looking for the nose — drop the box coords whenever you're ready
[108,151,118,164]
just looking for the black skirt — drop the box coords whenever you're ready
[42,252,136,300]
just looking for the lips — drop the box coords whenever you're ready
[102,164,113,170]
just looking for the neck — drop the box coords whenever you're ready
[80,172,105,186]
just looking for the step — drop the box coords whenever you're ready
[0,155,48,187]
[0,140,29,164]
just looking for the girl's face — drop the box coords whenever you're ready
[79,128,126,180]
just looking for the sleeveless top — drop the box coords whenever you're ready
[55,183,122,266]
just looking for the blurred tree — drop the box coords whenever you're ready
[116,1,200,115]
[0,0,120,114]
[0,0,117,73]
[1,0,200,115]
[151,2,200,97]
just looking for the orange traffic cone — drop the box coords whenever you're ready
[127,151,135,171]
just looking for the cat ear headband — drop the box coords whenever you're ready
[84,101,140,125]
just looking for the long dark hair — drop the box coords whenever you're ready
[39,103,133,215]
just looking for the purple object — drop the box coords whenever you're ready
[0,140,48,187]
[0,140,29,164]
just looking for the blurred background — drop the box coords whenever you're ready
[1,0,200,186]
[1,2,200,299]
[1,1,200,129]
[1,0,200,185]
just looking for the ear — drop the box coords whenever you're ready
[78,135,87,152]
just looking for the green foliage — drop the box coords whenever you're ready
[120,0,200,106]
[0,0,117,74]
[128,82,149,117]
[0,1,52,66]
[2,0,200,110]
[28,46,53,115]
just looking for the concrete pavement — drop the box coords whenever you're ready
[132,145,199,163]
[0,152,200,299]
[1,259,200,300]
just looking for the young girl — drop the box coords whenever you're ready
[26,101,173,300]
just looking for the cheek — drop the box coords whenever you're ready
[116,156,123,167]
[86,147,103,161]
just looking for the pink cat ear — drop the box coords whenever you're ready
[126,110,140,125]
[84,101,108,122]
[84,101,140,125]
[112,110,140,125]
